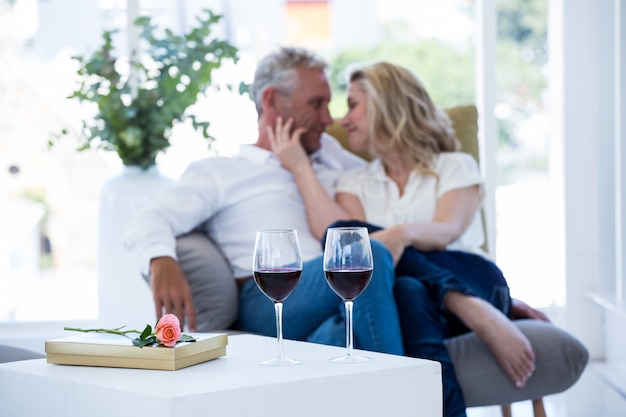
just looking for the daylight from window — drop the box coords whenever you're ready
[0,0,557,326]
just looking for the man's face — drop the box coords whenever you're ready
[274,67,333,153]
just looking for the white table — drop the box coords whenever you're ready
[0,334,442,417]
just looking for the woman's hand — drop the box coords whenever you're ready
[370,225,408,266]
[510,298,551,322]
[267,116,308,174]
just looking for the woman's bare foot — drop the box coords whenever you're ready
[444,293,536,387]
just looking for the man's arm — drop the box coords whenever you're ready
[124,160,222,331]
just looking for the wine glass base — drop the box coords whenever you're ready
[260,357,301,367]
[330,354,370,364]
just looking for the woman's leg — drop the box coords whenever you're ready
[394,276,467,417]
[402,248,534,386]
[423,250,511,323]
[420,251,536,386]
[327,220,534,387]
[442,292,535,388]
[328,220,483,310]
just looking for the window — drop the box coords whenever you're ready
[0,0,555,332]
[492,0,560,307]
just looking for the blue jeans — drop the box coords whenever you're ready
[395,276,467,417]
[329,220,511,335]
[412,249,511,335]
[236,239,404,355]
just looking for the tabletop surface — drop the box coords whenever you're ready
[1,334,440,398]
[0,334,443,417]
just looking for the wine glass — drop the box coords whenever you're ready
[323,226,373,363]
[253,229,303,366]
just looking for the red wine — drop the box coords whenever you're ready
[254,268,302,302]
[325,268,372,301]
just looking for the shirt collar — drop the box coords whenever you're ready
[367,157,425,184]
[309,148,324,165]
[311,134,349,171]
[237,136,336,168]
[367,158,387,178]
[238,144,282,166]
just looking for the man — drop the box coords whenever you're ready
[123,46,404,355]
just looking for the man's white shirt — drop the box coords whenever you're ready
[123,133,364,278]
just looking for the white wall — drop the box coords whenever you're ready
[549,0,626,360]
[616,0,626,305]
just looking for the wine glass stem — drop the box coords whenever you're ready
[344,300,354,357]
[274,301,285,360]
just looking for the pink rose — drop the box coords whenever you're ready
[155,314,182,347]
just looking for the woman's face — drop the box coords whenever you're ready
[340,82,369,153]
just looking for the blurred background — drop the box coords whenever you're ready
[0,0,557,323]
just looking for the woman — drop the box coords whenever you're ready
[333,60,536,378]
[270,62,538,413]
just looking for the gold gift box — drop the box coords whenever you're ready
[45,332,228,371]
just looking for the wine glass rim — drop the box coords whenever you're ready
[257,228,297,233]
[327,226,367,232]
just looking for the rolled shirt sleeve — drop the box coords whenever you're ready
[123,160,224,276]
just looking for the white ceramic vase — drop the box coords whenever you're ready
[97,165,175,328]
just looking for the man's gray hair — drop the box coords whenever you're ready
[251,46,328,116]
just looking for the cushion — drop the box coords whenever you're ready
[445,105,480,164]
[175,231,239,332]
[444,319,589,407]
[0,344,44,363]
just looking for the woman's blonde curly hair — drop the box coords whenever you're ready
[349,62,460,177]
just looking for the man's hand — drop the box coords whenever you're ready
[149,256,197,332]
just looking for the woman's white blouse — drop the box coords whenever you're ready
[335,152,487,256]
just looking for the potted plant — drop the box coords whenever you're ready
[50,9,242,325]
[53,8,240,169]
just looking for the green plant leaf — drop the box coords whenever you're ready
[179,334,197,343]
[52,8,240,168]
[132,336,157,348]
[139,324,152,340]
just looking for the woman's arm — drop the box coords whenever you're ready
[269,117,349,240]
[402,184,482,251]
[358,184,481,265]
[335,191,366,220]
[335,191,412,264]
